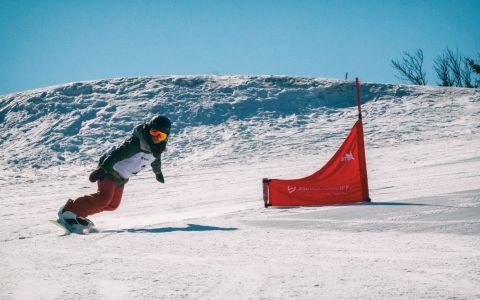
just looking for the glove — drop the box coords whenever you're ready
[89,168,106,183]
[155,172,165,183]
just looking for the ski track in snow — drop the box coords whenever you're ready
[1,76,479,299]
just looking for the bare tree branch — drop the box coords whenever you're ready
[446,48,463,87]
[391,49,427,85]
[466,55,480,88]
[434,54,453,86]
[466,56,480,73]
[434,48,478,88]
[462,60,473,88]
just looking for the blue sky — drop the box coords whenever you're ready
[1,0,479,95]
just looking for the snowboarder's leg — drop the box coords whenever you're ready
[65,178,119,218]
[103,184,124,211]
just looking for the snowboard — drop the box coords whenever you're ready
[50,219,99,235]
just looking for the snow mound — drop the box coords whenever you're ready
[1,76,478,173]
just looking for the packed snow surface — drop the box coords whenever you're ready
[1,75,479,299]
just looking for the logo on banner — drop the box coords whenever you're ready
[287,185,297,194]
[287,185,351,194]
[341,151,355,162]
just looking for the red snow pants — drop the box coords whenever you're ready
[65,178,124,218]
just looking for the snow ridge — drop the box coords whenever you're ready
[1,75,478,173]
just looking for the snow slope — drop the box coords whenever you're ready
[1,76,479,299]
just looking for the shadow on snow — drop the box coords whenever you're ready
[271,201,464,209]
[102,223,238,234]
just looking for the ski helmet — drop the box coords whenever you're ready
[147,115,172,134]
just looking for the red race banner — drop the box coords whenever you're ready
[263,78,370,207]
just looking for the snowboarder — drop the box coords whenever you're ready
[56,115,172,233]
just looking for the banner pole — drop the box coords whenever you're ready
[355,77,362,120]
[355,77,370,201]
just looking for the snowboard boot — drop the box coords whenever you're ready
[78,216,96,230]
[58,200,95,233]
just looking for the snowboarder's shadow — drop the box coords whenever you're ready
[103,223,238,234]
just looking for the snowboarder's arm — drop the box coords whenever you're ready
[151,156,164,183]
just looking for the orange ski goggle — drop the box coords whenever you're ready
[149,129,168,142]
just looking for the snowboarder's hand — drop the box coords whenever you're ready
[89,168,106,183]
[156,172,164,183]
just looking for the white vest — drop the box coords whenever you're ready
[113,152,156,179]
